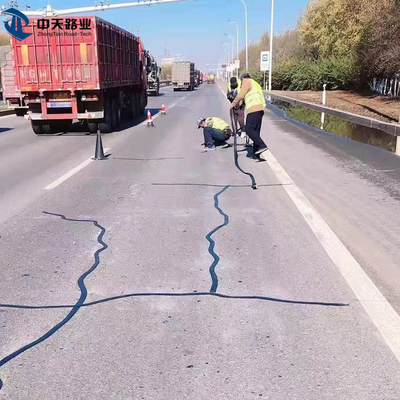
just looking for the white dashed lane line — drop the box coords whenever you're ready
[44,148,111,190]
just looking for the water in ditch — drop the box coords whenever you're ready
[270,100,397,153]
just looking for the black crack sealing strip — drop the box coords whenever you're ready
[0,292,349,311]
[0,211,108,392]
[206,186,230,293]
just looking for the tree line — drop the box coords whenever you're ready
[238,0,400,91]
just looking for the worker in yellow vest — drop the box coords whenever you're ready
[197,116,232,151]
[231,73,268,157]
[227,77,241,92]
[227,77,246,138]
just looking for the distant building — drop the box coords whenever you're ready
[161,57,175,66]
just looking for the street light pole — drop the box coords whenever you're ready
[229,20,239,77]
[235,0,248,71]
[23,0,189,16]
[268,0,274,91]
[225,33,235,66]
[222,42,231,80]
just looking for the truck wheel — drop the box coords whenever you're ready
[42,124,54,134]
[99,98,112,133]
[129,93,137,119]
[88,121,97,133]
[98,119,111,133]
[111,99,120,130]
[15,108,27,117]
[138,92,147,116]
[31,121,43,135]
[55,119,72,133]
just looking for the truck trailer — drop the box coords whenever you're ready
[11,16,148,134]
[0,46,27,116]
[194,69,201,87]
[172,61,195,91]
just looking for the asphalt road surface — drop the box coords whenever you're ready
[0,83,400,399]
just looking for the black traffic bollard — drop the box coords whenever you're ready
[92,129,107,160]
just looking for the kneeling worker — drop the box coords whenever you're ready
[230,73,268,157]
[197,117,232,151]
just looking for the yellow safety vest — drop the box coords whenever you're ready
[244,79,266,110]
[206,117,229,131]
[228,78,241,92]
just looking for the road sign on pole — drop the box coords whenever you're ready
[260,51,270,72]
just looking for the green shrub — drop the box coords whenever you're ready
[271,56,360,91]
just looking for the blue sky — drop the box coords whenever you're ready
[3,0,310,69]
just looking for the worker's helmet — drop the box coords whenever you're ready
[240,72,250,80]
[197,117,206,128]
[230,77,238,89]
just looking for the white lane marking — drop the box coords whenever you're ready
[217,82,227,98]
[216,82,400,363]
[263,151,400,362]
[169,96,185,109]
[0,114,17,120]
[141,96,185,125]
[44,148,110,190]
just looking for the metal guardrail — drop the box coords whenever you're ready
[268,92,400,137]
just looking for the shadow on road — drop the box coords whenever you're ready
[35,108,162,136]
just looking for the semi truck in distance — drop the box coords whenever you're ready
[172,61,195,91]
[146,52,161,96]
[11,16,148,134]
[207,73,215,84]
[0,47,27,116]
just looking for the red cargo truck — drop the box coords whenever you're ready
[11,16,148,134]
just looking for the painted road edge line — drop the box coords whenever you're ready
[263,150,400,362]
[44,148,111,190]
[217,79,400,362]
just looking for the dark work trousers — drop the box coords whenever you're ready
[245,110,267,154]
[233,108,245,133]
[203,127,230,148]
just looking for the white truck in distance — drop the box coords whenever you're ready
[172,61,195,91]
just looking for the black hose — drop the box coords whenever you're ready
[230,109,257,190]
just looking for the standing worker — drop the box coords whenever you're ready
[197,117,232,151]
[230,73,268,157]
[227,77,246,137]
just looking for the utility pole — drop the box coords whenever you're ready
[268,0,274,91]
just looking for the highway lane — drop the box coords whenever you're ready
[0,86,184,224]
[0,83,399,399]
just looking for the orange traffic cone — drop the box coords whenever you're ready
[146,110,155,127]
[161,103,166,115]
